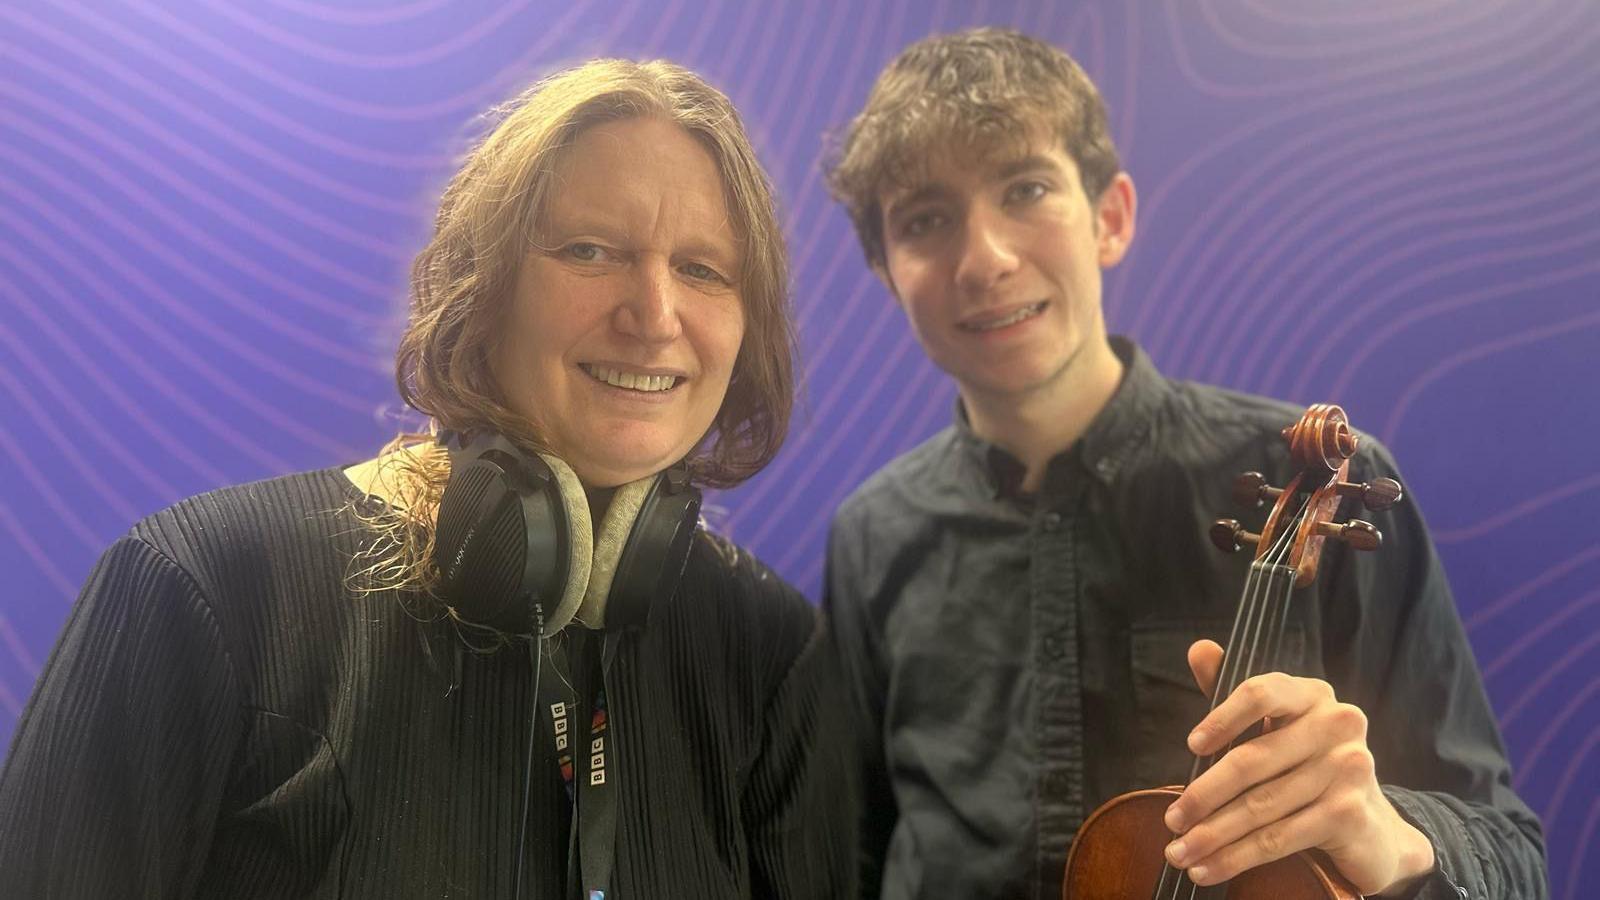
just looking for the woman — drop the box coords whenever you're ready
[0,60,855,898]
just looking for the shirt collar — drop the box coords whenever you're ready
[953,336,1170,499]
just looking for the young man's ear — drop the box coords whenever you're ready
[1094,172,1137,268]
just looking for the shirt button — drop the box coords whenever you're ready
[1040,771,1067,796]
[1042,635,1065,659]
[1042,512,1063,531]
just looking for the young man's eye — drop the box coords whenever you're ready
[901,212,946,238]
[1005,181,1049,205]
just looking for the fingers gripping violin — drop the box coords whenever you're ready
[1062,404,1403,900]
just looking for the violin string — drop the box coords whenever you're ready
[1160,556,1278,900]
[1262,564,1291,677]
[1160,495,1308,900]
[1238,552,1294,717]
[1165,541,1284,900]
[1254,499,1306,694]
[1205,496,1303,762]
[1177,501,1304,900]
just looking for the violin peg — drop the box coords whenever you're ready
[1334,477,1404,511]
[1314,519,1382,551]
[1232,472,1283,509]
[1361,477,1403,511]
[1210,519,1260,553]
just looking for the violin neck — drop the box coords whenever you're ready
[1187,560,1299,786]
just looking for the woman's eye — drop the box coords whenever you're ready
[680,262,725,283]
[567,242,607,262]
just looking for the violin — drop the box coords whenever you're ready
[1062,404,1403,900]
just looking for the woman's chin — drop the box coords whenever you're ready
[566,454,676,490]
[556,426,703,489]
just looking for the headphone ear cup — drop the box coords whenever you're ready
[536,453,593,633]
[573,476,656,628]
[606,469,702,630]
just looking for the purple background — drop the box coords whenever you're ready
[2,1,1596,894]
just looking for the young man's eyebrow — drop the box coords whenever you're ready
[881,153,1066,222]
[883,184,952,219]
[993,154,1064,181]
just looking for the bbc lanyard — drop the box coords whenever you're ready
[538,630,621,900]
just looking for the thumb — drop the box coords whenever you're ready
[1187,639,1225,699]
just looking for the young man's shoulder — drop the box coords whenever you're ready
[1162,378,1403,474]
[1164,378,1303,444]
[834,425,964,528]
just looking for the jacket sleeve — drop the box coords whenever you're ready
[741,599,860,900]
[823,506,898,900]
[0,535,243,899]
[1323,445,1548,899]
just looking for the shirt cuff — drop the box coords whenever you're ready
[1382,786,1473,899]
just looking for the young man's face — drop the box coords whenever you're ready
[876,136,1134,403]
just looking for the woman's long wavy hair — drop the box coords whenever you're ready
[351,59,795,602]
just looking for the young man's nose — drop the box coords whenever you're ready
[953,207,1020,294]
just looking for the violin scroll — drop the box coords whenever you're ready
[1281,403,1359,473]
[1217,404,1403,585]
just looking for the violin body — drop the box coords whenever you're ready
[1062,787,1361,899]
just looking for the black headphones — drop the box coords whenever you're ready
[431,429,702,636]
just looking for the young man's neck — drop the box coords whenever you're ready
[961,338,1125,495]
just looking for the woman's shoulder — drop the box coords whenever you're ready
[680,534,813,621]
[667,534,821,680]
[124,467,363,600]
[133,466,354,543]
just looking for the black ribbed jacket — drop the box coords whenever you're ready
[0,469,856,899]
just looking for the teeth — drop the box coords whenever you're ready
[584,365,677,392]
[966,302,1045,332]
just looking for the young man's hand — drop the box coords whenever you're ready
[1160,639,1436,897]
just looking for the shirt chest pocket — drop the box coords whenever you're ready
[1127,622,1306,787]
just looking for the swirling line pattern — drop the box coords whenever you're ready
[0,2,1593,893]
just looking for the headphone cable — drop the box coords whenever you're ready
[512,604,545,900]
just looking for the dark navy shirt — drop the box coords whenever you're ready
[825,338,1546,900]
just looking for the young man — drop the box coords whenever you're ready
[822,28,1546,900]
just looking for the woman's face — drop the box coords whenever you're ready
[491,117,747,488]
